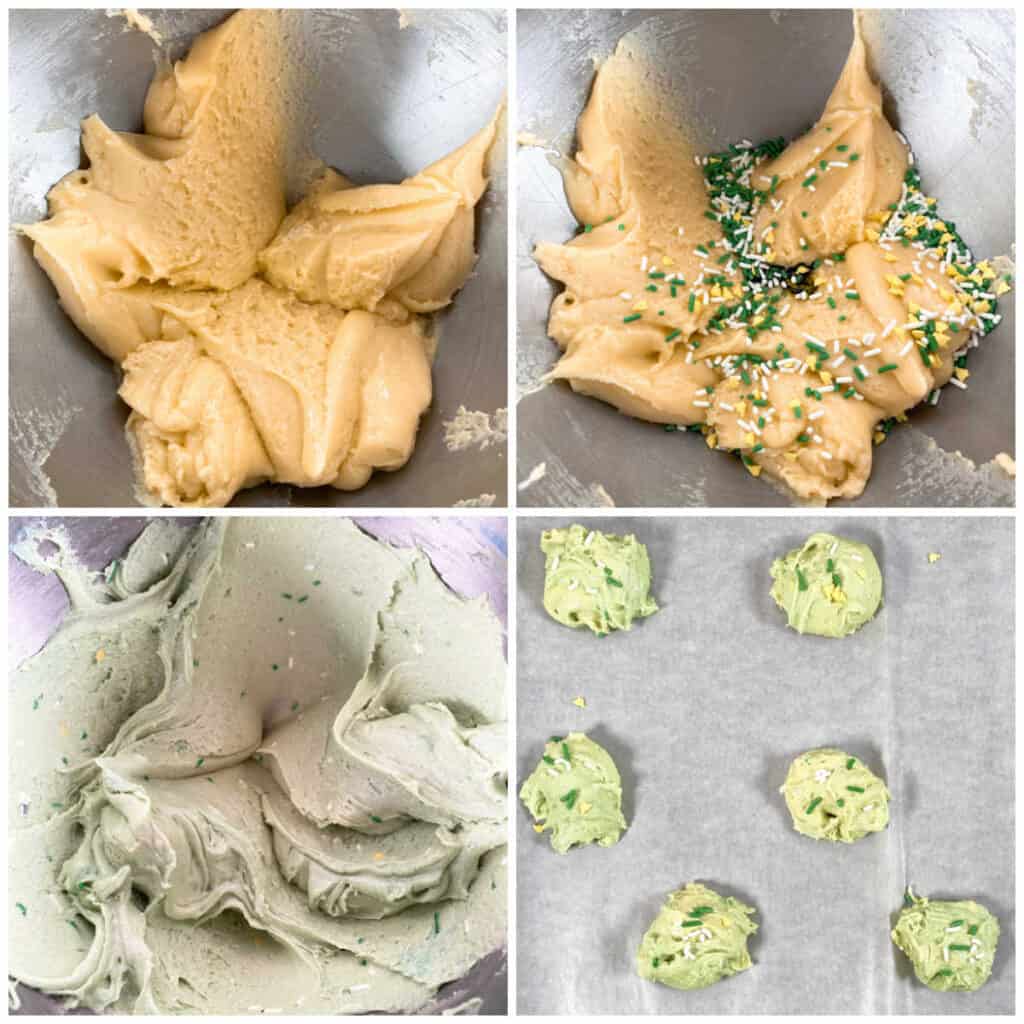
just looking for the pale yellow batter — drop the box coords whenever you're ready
[535,18,1007,502]
[25,10,499,507]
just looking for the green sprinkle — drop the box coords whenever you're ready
[560,788,579,810]
[827,297,837,309]
[281,592,293,600]
[31,694,43,711]
[936,968,954,977]
[313,580,321,587]
[682,919,704,928]
[796,567,808,591]
[562,741,572,762]
[832,573,842,587]
[849,153,860,162]
[846,757,856,769]
[949,919,965,928]
[15,902,27,916]
[623,313,642,323]
[948,944,971,952]
[645,284,658,293]
[878,363,899,373]
[801,173,818,188]
[370,815,383,824]
[542,754,555,765]
[854,365,867,381]
[688,293,696,312]
[606,576,624,588]
[843,347,859,361]
[845,291,860,301]
[291,701,300,712]
[196,757,205,768]
[846,785,865,793]
[618,223,625,231]
[583,224,593,233]
[649,271,666,280]
[272,664,279,671]
[665,329,682,343]
[968,925,979,935]
[652,957,660,969]
[837,144,849,152]
[837,798,845,807]
[297,595,309,604]
[434,911,441,935]
[691,906,714,916]
[806,796,823,815]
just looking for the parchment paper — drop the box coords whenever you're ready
[516,517,1013,1014]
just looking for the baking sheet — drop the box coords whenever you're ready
[516,516,1014,1014]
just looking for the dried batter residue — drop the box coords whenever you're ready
[443,407,508,452]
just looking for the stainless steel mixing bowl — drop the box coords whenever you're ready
[9,515,508,1014]
[517,9,1015,507]
[9,9,507,508]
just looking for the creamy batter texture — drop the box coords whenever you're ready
[770,531,882,637]
[780,748,890,842]
[24,11,499,507]
[519,732,626,853]
[8,518,507,1013]
[535,16,1010,502]
[636,883,757,990]
[891,888,999,992]
[540,524,658,635]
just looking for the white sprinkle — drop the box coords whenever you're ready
[949,377,967,390]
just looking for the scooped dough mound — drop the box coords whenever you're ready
[534,13,1011,503]
[770,531,882,637]
[540,524,658,635]
[780,748,890,842]
[636,882,757,990]
[519,732,626,853]
[891,888,999,992]
[8,519,507,1014]
[23,10,499,507]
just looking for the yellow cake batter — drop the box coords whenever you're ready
[535,17,1007,502]
[25,10,499,507]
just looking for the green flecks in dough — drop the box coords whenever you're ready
[892,888,999,992]
[540,524,658,635]
[637,882,757,990]
[770,532,882,638]
[519,732,626,853]
[780,747,890,843]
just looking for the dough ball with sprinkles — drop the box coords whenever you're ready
[637,882,758,990]
[519,732,626,854]
[770,531,882,637]
[780,747,890,843]
[540,524,658,635]
[891,888,999,992]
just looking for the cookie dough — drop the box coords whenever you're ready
[23,11,499,507]
[519,732,626,853]
[636,883,757,990]
[780,748,890,842]
[535,14,1010,502]
[8,519,507,1014]
[540,524,658,635]
[770,532,882,637]
[891,888,999,992]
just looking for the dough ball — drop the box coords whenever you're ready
[637,882,757,990]
[541,524,658,635]
[770,531,882,637]
[519,732,626,854]
[780,747,890,843]
[891,888,999,992]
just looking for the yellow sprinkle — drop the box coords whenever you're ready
[895,412,908,423]
[995,280,1011,296]
[784,450,800,462]
[824,584,847,605]
[928,552,942,564]
[532,823,545,833]
[632,300,648,312]
[873,431,887,446]
[95,650,106,663]
[939,232,954,245]
[954,367,969,382]
[663,255,674,267]
[818,370,833,386]
[572,696,586,709]
[883,253,899,263]
[745,462,762,478]
[865,228,880,242]
[734,400,748,417]
[706,431,718,449]
[373,852,385,861]
[744,432,756,447]
[578,801,593,816]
